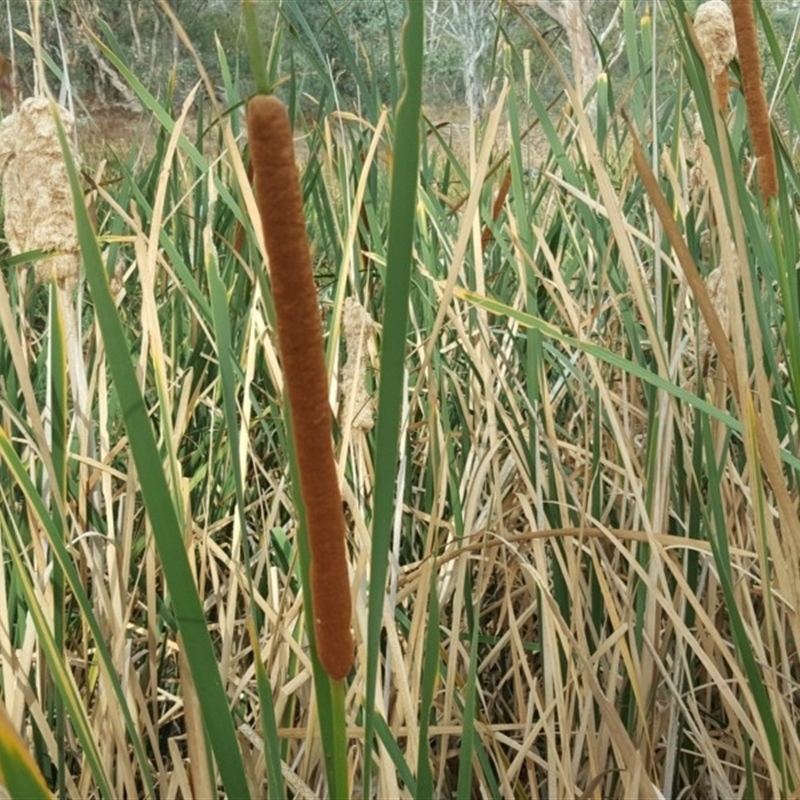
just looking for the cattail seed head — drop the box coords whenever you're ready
[694,0,736,111]
[248,95,354,681]
[730,0,778,202]
[0,97,81,286]
[694,1,736,79]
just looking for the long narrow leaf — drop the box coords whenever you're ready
[54,107,250,799]
[364,1,424,791]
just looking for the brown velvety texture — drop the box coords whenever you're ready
[731,0,777,202]
[248,95,354,681]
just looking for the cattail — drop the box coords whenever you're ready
[341,296,376,433]
[0,97,80,285]
[730,0,777,202]
[694,0,736,111]
[248,95,354,681]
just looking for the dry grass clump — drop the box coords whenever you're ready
[0,96,80,285]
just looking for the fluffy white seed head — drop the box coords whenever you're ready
[694,0,737,78]
[0,97,80,285]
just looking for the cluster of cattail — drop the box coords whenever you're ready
[688,1,776,379]
[0,97,80,286]
[247,95,354,681]
[692,0,776,203]
[341,296,376,433]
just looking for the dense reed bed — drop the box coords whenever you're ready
[0,0,799,797]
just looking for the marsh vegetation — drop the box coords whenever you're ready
[1,1,800,797]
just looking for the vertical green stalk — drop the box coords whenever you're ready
[456,589,481,799]
[415,570,439,799]
[242,0,270,94]
[49,285,67,799]
[364,0,423,793]
[768,203,800,417]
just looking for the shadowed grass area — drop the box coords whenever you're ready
[0,0,799,797]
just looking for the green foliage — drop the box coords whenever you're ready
[1,0,800,797]
[0,0,264,104]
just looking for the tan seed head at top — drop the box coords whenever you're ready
[0,97,80,286]
[694,0,736,78]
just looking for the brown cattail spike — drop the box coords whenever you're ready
[730,0,777,202]
[248,95,354,681]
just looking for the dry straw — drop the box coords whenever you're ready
[730,0,778,202]
[247,94,354,681]
[0,97,81,285]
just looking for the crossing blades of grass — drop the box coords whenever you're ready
[55,106,250,799]
[205,203,286,799]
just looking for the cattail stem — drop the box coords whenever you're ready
[731,0,777,202]
[248,95,354,681]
